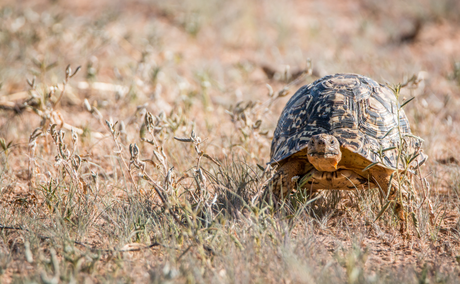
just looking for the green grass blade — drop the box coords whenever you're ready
[362,162,379,172]
[374,200,393,222]
[382,127,395,139]
[404,133,424,141]
[400,97,415,108]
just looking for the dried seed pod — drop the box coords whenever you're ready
[71,128,78,145]
[129,143,139,159]
[174,137,194,143]
[84,99,92,112]
[253,120,262,129]
[266,84,274,97]
[72,155,81,171]
[144,111,154,132]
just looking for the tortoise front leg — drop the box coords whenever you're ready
[266,158,310,200]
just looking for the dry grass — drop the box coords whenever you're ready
[1,0,460,283]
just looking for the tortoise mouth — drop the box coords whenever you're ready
[308,151,340,157]
[307,150,342,171]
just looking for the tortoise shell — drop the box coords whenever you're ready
[269,73,422,169]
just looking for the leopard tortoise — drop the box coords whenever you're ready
[268,73,427,199]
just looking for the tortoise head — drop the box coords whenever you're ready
[307,134,342,172]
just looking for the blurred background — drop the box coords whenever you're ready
[1,0,460,188]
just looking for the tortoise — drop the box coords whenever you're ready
[267,73,427,200]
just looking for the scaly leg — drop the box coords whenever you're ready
[265,158,309,201]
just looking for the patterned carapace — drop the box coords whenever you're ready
[269,73,415,169]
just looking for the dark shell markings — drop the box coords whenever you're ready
[269,73,420,170]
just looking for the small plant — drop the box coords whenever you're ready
[0,137,13,170]
[451,61,460,86]
[365,82,431,235]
